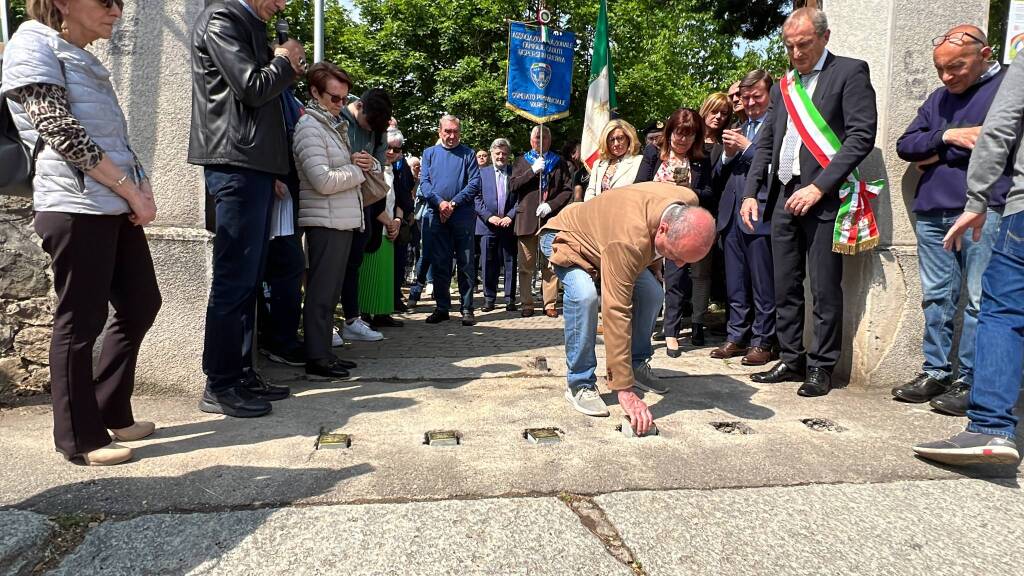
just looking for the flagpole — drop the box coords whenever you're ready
[1,0,11,43]
[314,0,324,63]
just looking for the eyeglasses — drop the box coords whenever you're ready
[728,92,740,99]
[99,0,125,9]
[932,31,987,47]
[323,91,346,104]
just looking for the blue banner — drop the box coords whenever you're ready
[505,22,576,123]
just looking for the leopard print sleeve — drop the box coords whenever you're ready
[7,83,105,173]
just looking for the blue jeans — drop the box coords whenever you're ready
[916,209,1001,384]
[202,166,274,392]
[966,211,1024,439]
[540,231,663,390]
[422,208,476,313]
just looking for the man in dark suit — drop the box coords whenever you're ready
[475,138,519,312]
[740,7,878,397]
[510,125,574,317]
[712,69,778,367]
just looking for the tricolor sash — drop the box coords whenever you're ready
[779,70,883,255]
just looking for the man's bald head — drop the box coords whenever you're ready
[654,205,716,267]
[933,24,992,94]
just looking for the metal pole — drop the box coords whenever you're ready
[2,0,11,44]
[314,0,324,63]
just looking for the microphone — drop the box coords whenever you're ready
[276,18,289,45]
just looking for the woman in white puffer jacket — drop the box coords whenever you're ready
[293,61,372,378]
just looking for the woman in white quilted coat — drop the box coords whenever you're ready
[293,61,375,379]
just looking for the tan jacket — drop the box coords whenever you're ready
[541,181,699,390]
[583,154,643,201]
[293,108,366,231]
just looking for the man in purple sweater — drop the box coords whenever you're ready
[892,25,1011,415]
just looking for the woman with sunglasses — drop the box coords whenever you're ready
[635,108,714,356]
[293,61,369,380]
[1,0,159,466]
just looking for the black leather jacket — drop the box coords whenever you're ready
[187,1,295,174]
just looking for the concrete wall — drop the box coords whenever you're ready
[825,0,991,387]
[92,0,212,395]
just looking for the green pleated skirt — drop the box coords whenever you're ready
[358,233,394,315]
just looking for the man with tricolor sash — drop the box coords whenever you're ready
[739,7,878,397]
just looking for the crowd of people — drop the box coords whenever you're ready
[1,1,1022,467]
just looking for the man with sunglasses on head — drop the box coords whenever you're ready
[189,0,305,418]
[893,25,1010,416]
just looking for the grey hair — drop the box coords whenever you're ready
[406,155,421,166]
[661,204,714,247]
[784,8,829,37]
[490,138,512,152]
[439,114,461,128]
[531,125,552,139]
[387,127,405,146]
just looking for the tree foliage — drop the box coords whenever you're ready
[282,0,786,154]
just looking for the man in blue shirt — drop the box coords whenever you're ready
[419,115,483,325]
[893,25,1010,415]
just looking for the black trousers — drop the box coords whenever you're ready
[257,232,304,355]
[304,227,353,362]
[341,216,370,320]
[35,212,162,458]
[771,190,844,372]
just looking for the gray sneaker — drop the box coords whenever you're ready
[564,386,610,417]
[913,431,1020,466]
[633,361,669,394]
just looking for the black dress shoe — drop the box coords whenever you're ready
[425,310,450,324]
[462,311,477,326]
[505,302,518,312]
[481,301,496,312]
[751,361,805,383]
[394,301,409,313]
[929,380,971,416]
[891,373,951,403]
[690,323,705,346]
[332,357,357,369]
[199,386,272,418]
[798,367,832,397]
[243,372,290,401]
[371,314,404,328]
[305,359,350,379]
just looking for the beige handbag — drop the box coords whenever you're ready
[361,169,389,205]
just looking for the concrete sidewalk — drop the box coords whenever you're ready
[1,306,1020,574]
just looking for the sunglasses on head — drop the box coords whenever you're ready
[932,31,987,47]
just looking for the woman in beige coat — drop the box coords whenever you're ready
[583,119,643,201]
[293,62,376,379]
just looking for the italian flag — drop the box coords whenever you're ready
[582,0,616,171]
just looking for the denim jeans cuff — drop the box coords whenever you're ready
[965,422,1015,439]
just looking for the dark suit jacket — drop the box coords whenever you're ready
[510,155,573,237]
[744,53,878,222]
[714,121,771,235]
[475,165,518,235]
[633,143,715,207]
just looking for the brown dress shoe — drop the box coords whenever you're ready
[110,421,156,442]
[710,341,748,359]
[741,346,776,366]
[544,308,559,318]
[521,307,535,317]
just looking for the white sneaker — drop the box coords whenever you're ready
[424,283,434,297]
[633,361,669,394]
[332,327,344,347]
[564,386,610,417]
[342,318,384,342]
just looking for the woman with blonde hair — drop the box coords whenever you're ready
[699,92,733,159]
[1,0,160,465]
[583,118,643,201]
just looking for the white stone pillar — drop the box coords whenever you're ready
[824,0,991,387]
[94,1,213,394]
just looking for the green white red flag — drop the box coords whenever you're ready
[581,0,616,170]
